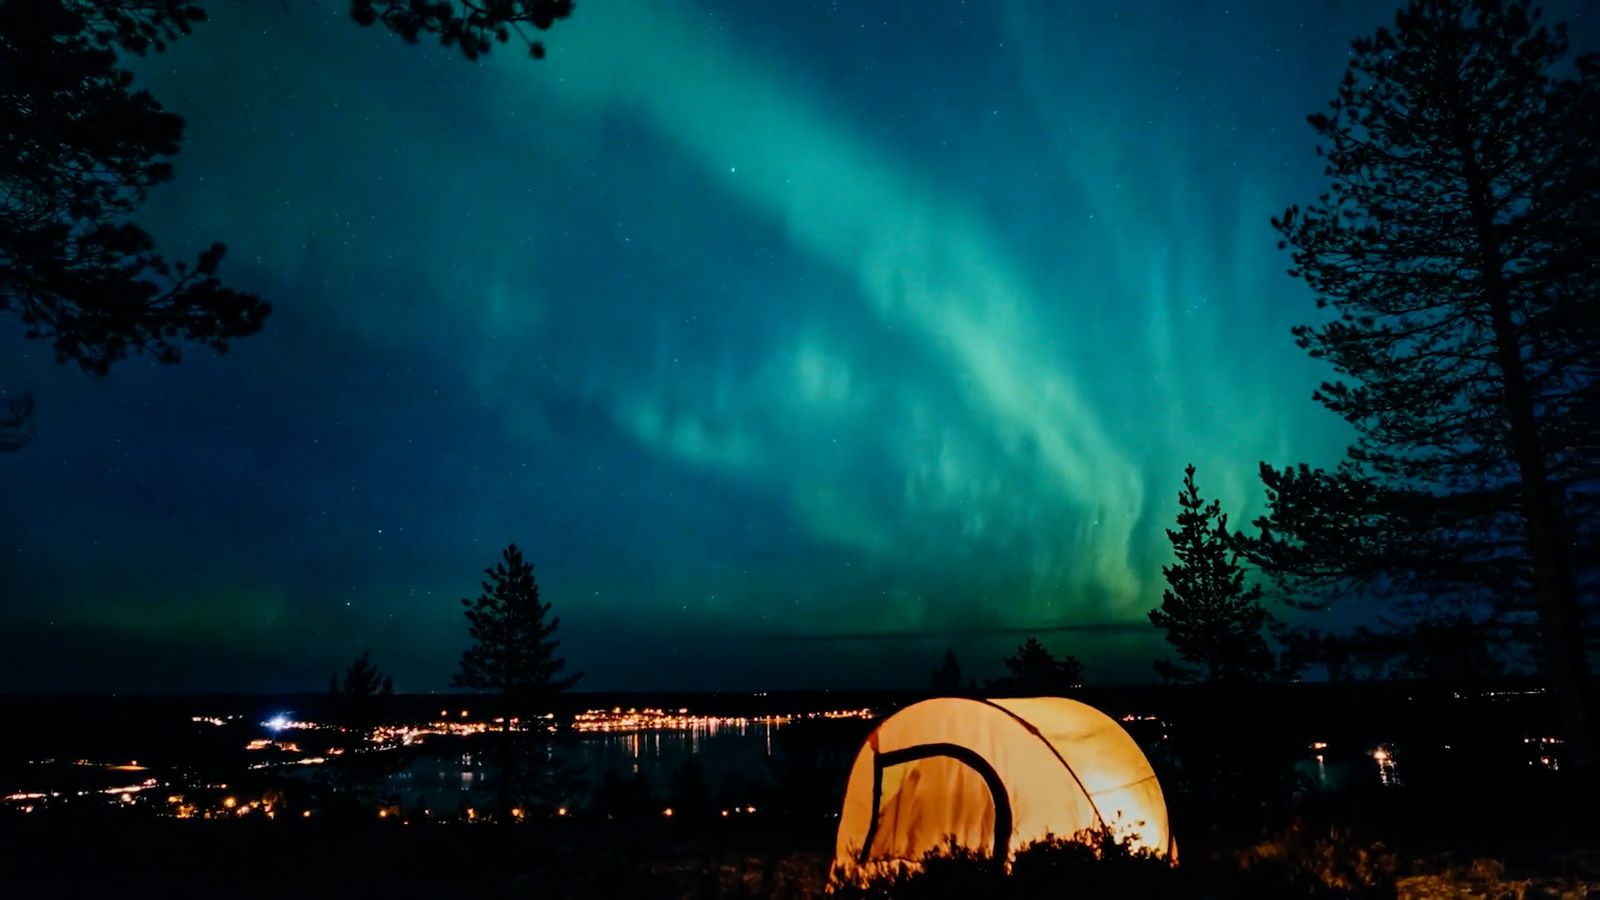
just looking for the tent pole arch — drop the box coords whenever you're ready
[858,742,1015,864]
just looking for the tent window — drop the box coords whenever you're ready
[859,742,1013,864]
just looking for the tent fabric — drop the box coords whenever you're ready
[833,696,1173,881]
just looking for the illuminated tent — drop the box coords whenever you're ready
[833,697,1174,881]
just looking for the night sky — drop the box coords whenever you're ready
[6,1,1591,693]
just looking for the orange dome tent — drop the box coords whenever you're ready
[833,697,1175,882]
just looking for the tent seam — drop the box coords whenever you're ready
[976,698,1109,834]
[1086,773,1160,797]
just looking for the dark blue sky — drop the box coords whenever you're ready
[4,1,1592,692]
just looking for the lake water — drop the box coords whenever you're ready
[387,723,1420,813]
[387,720,789,810]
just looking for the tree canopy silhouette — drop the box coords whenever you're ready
[997,637,1083,695]
[1,1,267,375]
[931,648,964,693]
[349,0,573,60]
[329,649,395,728]
[455,543,580,702]
[1,0,571,410]
[324,649,398,813]
[1148,465,1274,684]
[1250,0,1598,768]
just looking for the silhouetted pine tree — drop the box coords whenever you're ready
[454,543,580,822]
[1151,659,1192,686]
[1148,465,1273,684]
[1252,0,1598,768]
[1398,614,1504,686]
[997,638,1083,694]
[1275,627,1358,682]
[326,650,398,813]
[931,649,964,693]
[331,650,395,727]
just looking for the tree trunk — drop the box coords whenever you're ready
[498,713,511,822]
[1463,141,1597,772]
[1488,292,1595,772]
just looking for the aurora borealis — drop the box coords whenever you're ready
[6,1,1591,692]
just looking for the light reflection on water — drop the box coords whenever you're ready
[1372,745,1401,787]
[387,725,782,807]
[390,725,1464,810]
[1292,742,1404,791]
